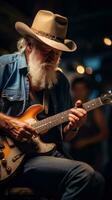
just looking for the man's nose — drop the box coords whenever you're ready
[46,51,56,62]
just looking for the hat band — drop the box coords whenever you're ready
[31,28,64,43]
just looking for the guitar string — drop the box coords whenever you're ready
[30,98,103,135]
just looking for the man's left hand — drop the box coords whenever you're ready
[64,100,87,132]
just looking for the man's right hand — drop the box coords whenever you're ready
[0,113,37,142]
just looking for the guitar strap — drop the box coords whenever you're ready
[43,86,49,115]
[43,85,58,115]
[43,85,63,141]
[49,87,63,141]
[49,87,58,114]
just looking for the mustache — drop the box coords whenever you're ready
[40,62,58,70]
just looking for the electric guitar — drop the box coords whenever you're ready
[0,91,112,183]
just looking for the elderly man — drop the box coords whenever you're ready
[0,10,104,200]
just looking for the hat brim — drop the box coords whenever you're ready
[15,22,77,52]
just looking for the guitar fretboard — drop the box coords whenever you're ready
[82,97,103,111]
[33,97,103,135]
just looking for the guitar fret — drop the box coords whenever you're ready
[83,97,103,112]
[33,110,70,134]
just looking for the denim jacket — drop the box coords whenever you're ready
[0,52,72,117]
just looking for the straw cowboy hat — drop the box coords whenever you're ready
[15,10,77,52]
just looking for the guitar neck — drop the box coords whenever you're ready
[82,97,103,111]
[34,109,70,134]
[33,97,103,135]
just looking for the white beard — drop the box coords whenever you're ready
[28,48,58,90]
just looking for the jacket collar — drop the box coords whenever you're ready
[18,52,28,69]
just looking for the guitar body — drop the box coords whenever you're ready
[0,104,55,183]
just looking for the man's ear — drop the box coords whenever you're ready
[25,43,33,63]
[26,43,32,54]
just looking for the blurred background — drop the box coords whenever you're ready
[0,0,112,198]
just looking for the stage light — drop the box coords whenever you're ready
[76,65,85,74]
[103,37,112,46]
[86,67,93,74]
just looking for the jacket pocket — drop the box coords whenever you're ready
[0,89,25,116]
[1,89,24,101]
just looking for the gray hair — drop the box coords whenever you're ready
[17,37,41,53]
[17,38,27,53]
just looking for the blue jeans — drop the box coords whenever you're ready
[23,150,104,200]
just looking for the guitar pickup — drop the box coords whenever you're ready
[12,153,23,162]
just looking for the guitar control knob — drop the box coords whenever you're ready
[6,166,12,174]
[0,150,4,159]
[1,158,7,167]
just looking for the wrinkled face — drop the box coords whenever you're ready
[27,39,62,90]
[34,42,61,65]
